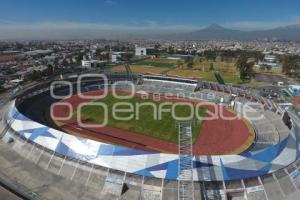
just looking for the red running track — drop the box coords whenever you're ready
[52,90,254,155]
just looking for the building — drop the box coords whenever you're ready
[0,51,20,63]
[23,50,53,57]
[264,55,277,62]
[81,56,105,69]
[135,47,147,56]
[110,52,123,63]
[288,85,300,96]
[255,54,282,68]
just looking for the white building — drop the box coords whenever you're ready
[110,52,123,63]
[264,55,277,63]
[135,47,147,56]
[255,54,282,68]
[81,59,105,69]
[289,85,300,96]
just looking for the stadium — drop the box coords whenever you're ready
[1,72,300,200]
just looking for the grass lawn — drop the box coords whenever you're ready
[135,59,178,68]
[111,58,241,84]
[240,80,273,88]
[75,95,206,144]
[166,68,240,83]
[167,60,240,83]
[112,65,169,74]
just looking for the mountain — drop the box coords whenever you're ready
[174,24,300,41]
[256,24,300,41]
[184,24,245,40]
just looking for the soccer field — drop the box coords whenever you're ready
[75,95,207,144]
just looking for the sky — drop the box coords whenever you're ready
[1,0,300,39]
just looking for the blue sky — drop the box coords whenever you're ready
[1,0,300,39]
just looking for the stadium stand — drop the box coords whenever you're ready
[2,73,300,199]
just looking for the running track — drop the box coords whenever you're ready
[52,90,254,155]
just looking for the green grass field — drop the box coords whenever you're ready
[136,59,178,68]
[112,58,242,84]
[75,95,206,144]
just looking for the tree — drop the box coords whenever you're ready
[121,52,134,61]
[259,65,266,71]
[76,53,84,63]
[29,70,42,81]
[266,65,272,71]
[187,62,193,69]
[177,60,184,69]
[282,55,300,76]
[203,50,216,61]
[184,56,194,69]
[184,56,193,63]
[168,46,175,54]
[282,56,290,74]
[236,55,255,81]
[61,59,68,67]
[53,58,59,67]
[46,64,54,76]
[209,63,214,71]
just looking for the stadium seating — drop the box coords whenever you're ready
[2,74,300,200]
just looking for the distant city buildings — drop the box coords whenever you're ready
[2,38,300,92]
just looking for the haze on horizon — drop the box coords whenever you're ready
[1,0,300,40]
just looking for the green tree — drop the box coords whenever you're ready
[209,63,214,71]
[76,53,84,63]
[184,56,194,69]
[46,64,54,76]
[29,70,42,81]
[177,60,184,69]
[259,65,266,71]
[121,52,134,61]
[187,62,193,69]
[236,55,255,81]
[168,46,175,54]
[184,56,193,63]
[266,65,272,71]
[282,55,300,76]
[61,59,68,67]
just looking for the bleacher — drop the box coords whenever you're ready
[137,80,232,103]
[234,101,284,151]
[2,74,300,200]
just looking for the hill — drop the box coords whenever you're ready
[173,24,300,41]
